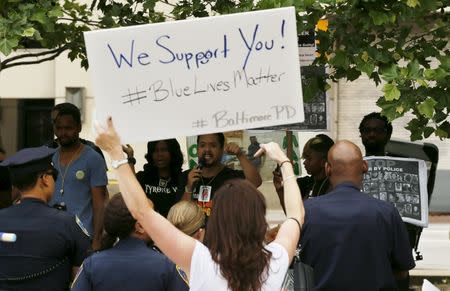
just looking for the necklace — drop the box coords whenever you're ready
[311,177,328,197]
[57,143,83,195]
[158,177,171,187]
[200,167,223,187]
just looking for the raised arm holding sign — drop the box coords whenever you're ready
[94,117,304,291]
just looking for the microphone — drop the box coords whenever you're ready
[191,156,206,195]
[0,232,17,242]
[197,156,206,169]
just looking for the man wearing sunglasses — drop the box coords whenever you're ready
[0,146,90,290]
[359,112,393,156]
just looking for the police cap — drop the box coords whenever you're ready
[0,146,56,176]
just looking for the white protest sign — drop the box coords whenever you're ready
[84,7,303,142]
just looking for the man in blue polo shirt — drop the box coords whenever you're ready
[49,103,108,250]
[300,140,415,291]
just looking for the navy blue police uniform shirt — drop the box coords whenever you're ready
[71,236,189,291]
[0,197,90,291]
[300,182,415,291]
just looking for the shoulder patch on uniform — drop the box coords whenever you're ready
[176,265,189,286]
[75,215,90,237]
[71,262,84,289]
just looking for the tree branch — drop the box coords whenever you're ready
[159,0,176,8]
[59,17,102,26]
[403,25,448,46]
[1,46,68,66]
[0,46,68,71]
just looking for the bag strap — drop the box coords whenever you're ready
[287,217,302,262]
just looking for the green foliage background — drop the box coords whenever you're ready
[0,0,448,140]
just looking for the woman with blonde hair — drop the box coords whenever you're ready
[167,201,205,242]
[95,118,304,291]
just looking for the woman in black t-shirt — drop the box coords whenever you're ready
[298,134,334,198]
[134,139,184,217]
[273,134,334,204]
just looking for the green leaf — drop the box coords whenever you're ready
[330,51,350,69]
[143,0,157,10]
[406,118,427,141]
[436,121,450,139]
[424,69,435,80]
[406,0,420,7]
[33,29,43,41]
[48,6,64,18]
[435,129,448,139]
[381,64,399,81]
[21,27,35,37]
[416,79,428,88]
[388,13,396,23]
[369,11,389,25]
[377,95,405,120]
[434,111,447,123]
[30,10,47,24]
[346,68,361,81]
[425,68,449,82]
[0,38,19,56]
[361,51,369,62]
[379,39,396,49]
[407,60,420,78]
[382,83,401,101]
[417,98,437,118]
[438,54,450,71]
[423,127,434,138]
[356,60,375,77]
[434,68,449,82]
[400,68,408,78]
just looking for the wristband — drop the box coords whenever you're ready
[127,157,136,165]
[279,160,292,167]
[283,174,297,182]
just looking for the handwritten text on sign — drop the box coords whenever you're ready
[84,7,303,142]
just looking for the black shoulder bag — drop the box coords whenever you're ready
[281,245,315,291]
[281,218,314,291]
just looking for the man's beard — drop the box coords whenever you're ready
[58,138,79,148]
[363,141,385,154]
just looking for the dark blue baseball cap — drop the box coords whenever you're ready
[0,146,56,176]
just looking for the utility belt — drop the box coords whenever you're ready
[0,257,68,282]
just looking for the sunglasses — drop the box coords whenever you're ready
[360,127,387,135]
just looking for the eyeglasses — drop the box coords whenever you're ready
[360,127,387,135]
[42,168,58,181]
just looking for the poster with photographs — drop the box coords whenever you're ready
[363,156,428,227]
[255,65,328,131]
[299,65,327,130]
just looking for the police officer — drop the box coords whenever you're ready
[0,146,90,290]
[71,193,188,291]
